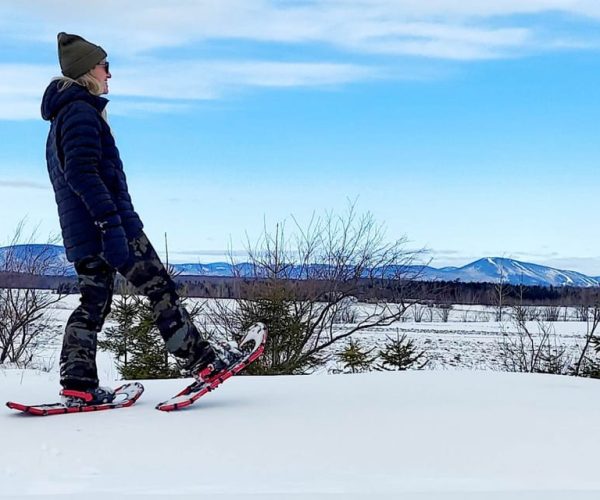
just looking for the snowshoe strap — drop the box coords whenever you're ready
[60,389,93,402]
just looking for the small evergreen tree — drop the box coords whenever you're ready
[337,338,375,373]
[97,293,137,368]
[99,275,203,380]
[574,355,600,379]
[232,284,323,375]
[98,292,181,379]
[377,333,428,371]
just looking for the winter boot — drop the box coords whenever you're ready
[192,341,245,383]
[60,386,116,407]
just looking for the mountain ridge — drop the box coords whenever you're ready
[0,245,598,287]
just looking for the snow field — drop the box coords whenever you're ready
[2,295,600,498]
[31,295,595,375]
[2,370,600,498]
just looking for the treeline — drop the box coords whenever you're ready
[2,272,600,306]
[399,280,600,306]
[169,276,600,306]
[142,276,600,306]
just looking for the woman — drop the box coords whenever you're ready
[41,32,239,406]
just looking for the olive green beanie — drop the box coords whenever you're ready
[57,32,107,79]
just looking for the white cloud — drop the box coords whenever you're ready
[0,58,377,119]
[111,60,378,100]
[316,0,600,19]
[0,97,40,121]
[0,1,599,119]
[0,64,55,120]
[3,0,599,59]
[0,179,47,190]
[109,100,193,116]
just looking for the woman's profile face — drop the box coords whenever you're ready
[90,59,111,94]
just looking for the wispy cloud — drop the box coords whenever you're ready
[112,60,378,100]
[166,248,250,264]
[0,179,47,190]
[0,60,378,120]
[110,100,193,117]
[171,249,248,257]
[4,0,599,57]
[1,1,599,119]
[0,64,55,120]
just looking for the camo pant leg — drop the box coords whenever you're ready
[118,232,215,368]
[60,256,115,390]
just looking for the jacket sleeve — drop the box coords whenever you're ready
[59,102,122,230]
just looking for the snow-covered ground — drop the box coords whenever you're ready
[2,295,600,498]
[28,295,597,374]
[2,369,600,499]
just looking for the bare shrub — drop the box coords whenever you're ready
[493,266,508,322]
[477,310,492,322]
[425,303,434,323]
[575,305,590,322]
[331,296,358,324]
[436,304,452,322]
[542,306,561,322]
[0,222,67,367]
[460,307,471,323]
[574,304,600,377]
[511,304,527,324]
[412,303,426,323]
[209,203,422,375]
[498,307,570,374]
[526,307,541,321]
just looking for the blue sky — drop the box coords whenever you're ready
[1,1,600,273]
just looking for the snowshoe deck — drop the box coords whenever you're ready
[6,382,144,416]
[156,322,267,412]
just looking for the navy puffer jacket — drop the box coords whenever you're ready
[41,80,143,265]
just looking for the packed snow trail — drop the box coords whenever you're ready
[1,369,600,499]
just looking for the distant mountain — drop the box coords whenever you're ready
[413,257,599,287]
[170,256,600,287]
[0,245,598,288]
[0,244,74,276]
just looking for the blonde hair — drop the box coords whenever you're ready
[53,71,104,96]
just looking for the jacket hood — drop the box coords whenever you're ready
[41,80,108,121]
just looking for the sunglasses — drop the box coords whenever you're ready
[97,61,110,73]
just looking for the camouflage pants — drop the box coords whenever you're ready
[60,232,214,390]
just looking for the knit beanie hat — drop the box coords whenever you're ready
[57,32,107,79]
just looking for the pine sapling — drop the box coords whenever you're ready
[377,332,428,371]
[337,338,376,373]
